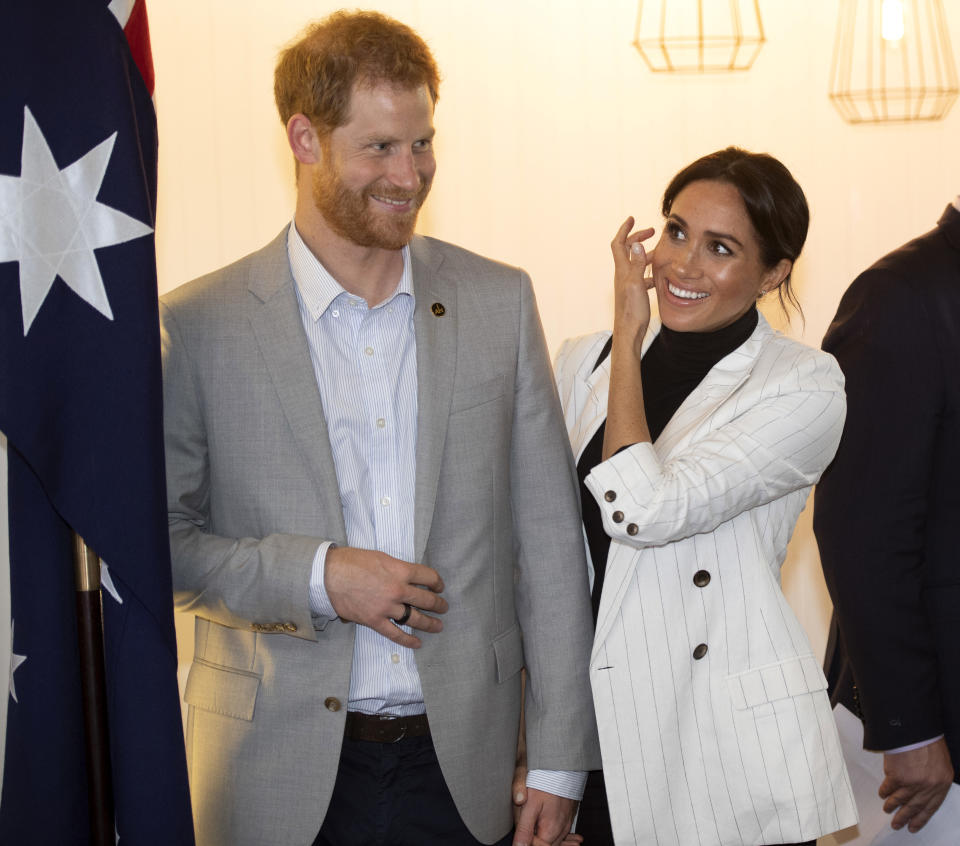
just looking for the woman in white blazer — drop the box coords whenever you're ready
[556,149,857,846]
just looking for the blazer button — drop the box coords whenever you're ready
[693,643,708,660]
[283,622,298,633]
[604,490,617,502]
[693,570,711,588]
[324,697,341,712]
[626,523,638,536]
[612,511,624,523]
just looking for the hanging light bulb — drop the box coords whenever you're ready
[881,0,905,42]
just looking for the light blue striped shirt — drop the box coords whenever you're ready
[287,222,585,800]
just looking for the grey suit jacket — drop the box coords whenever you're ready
[161,228,600,846]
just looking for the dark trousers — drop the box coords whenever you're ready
[313,733,513,846]
[575,770,814,845]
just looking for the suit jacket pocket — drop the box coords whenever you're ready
[726,654,827,710]
[493,624,524,684]
[451,375,504,414]
[184,658,261,721]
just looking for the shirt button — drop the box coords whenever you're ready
[376,418,386,428]
[693,570,711,588]
[380,496,391,507]
[693,643,708,660]
[626,523,639,536]
[364,346,374,356]
[330,309,340,318]
[604,490,617,502]
[391,653,400,664]
[612,511,624,524]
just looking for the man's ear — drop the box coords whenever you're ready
[286,114,321,165]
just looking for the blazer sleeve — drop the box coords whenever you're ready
[161,301,323,641]
[510,274,601,773]
[814,269,945,750]
[585,345,846,548]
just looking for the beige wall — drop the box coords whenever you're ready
[151,0,960,665]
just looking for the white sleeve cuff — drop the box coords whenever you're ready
[526,769,588,801]
[308,541,338,626]
[885,735,944,755]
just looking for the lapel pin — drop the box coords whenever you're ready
[431,302,446,317]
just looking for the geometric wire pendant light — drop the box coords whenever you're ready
[829,0,959,122]
[633,0,766,72]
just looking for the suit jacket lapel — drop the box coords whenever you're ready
[569,324,661,462]
[247,229,348,544]
[411,236,458,563]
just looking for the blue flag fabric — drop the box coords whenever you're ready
[0,2,194,843]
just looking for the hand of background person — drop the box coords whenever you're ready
[879,737,955,833]
[324,546,446,648]
[610,217,656,357]
[513,788,581,846]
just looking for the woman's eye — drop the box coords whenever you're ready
[711,241,732,256]
[667,222,685,240]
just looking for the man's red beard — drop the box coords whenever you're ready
[312,166,432,250]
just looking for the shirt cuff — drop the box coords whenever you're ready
[885,735,944,755]
[526,769,588,801]
[308,541,338,624]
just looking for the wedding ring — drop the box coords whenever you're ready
[393,603,412,626]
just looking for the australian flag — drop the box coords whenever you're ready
[0,2,194,843]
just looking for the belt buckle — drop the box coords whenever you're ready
[375,714,405,743]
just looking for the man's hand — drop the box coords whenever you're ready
[513,788,580,846]
[324,547,447,648]
[879,737,955,833]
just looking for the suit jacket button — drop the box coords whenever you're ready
[283,622,298,633]
[324,697,341,712]
[626,523,638,536]
[693,570,711,587]
[604,490,617,502]
[693,643,708,660]
[612,511,624,523]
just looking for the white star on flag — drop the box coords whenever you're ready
[0,107,153,335]
[100,562,123,605]
[8,621,27,704]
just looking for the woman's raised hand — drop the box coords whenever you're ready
[610,217,655,353]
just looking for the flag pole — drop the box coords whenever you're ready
[72,533,115,846]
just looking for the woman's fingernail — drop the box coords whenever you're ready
[515,791,525,803]
[631,243,644,256]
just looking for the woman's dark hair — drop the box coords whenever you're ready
[661,147,809,319]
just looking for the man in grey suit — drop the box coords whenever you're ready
[161,10,598,846]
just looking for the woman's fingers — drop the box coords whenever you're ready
[613,220,655,278]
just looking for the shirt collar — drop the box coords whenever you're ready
[287,220,414,320]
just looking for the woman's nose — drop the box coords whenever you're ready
[673,245,701,278]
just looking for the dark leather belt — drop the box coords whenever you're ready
[344,712,430,743]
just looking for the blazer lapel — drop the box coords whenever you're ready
[569,323,662,462]
[411,237,458,563]
[247,230,347,543]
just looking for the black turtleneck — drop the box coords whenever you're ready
[576,305,758,624]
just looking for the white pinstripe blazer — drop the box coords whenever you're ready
[555,316,858,846]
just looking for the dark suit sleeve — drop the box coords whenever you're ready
[814,269,944,750]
